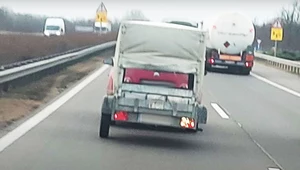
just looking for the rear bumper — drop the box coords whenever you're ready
[101,95,199,131]
[207,59,253,69]
[114,112,191,129]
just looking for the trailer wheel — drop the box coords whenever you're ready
[99,113,111,138]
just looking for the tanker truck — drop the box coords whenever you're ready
[205,12,255,75]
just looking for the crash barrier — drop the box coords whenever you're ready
[255,52,300,75]
[0,41,116,89]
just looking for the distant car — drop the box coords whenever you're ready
[43,18,66,37]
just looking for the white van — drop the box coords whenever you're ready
[43,18,66,37]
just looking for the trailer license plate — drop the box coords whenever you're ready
[149,100,164,109]
[139,114,172,126]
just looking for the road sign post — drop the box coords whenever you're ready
[95,2,108,34]
[257,39,262,51]
[270,21,283,57]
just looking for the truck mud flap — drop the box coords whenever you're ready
[197,106,207,124]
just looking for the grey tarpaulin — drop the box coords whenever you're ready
[116,21,207,74]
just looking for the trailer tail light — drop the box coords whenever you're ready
[114,111,128,121]
[245,54,254,61]
[180,117,195,129]
[208,58,215,64]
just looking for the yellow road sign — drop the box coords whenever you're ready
[271,27,283,41]
[96,11,107,22]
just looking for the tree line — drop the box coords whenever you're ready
[255,0,300,60]
[1,3,299,60]
[0,7,77,32]
[0,7,149,33]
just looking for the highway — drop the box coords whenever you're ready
[0,56,299,169]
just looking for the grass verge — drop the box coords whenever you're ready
[0,49,113,129]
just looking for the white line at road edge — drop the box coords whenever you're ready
[251,73,300,98]
[0,65,110,153]
[211,103,230,119]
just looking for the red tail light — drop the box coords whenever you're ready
[208,58,215,64]
[114,111,128,121]
[245,61,253,68]
[180,117,195,129]
[245,54,254,61]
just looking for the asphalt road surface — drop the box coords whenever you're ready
[0,60,299,170]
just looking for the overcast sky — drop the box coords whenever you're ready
[0,0,295,24]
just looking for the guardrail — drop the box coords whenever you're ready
[0,31,43,36]
[0,41,116,85]
[0,45,94,71]
[255,52,300,75]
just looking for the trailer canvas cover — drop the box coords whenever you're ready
[116,21,207,74]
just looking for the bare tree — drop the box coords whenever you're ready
[111,18,121,31]
[281,0,300,25]
[122,10,149,21]
[278,0,300,50]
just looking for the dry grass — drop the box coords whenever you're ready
[0,32,117,65]
[0,49,114,129]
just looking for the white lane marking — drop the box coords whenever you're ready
[0,65,110,153]
[211,103,229,119]
[237,122,242,128]
[268,168,281,170]
[251,72,300,98]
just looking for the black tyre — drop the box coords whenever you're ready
[99,113,111,138]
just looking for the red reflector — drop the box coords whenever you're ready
[114,111,128,121]
[212,25,217,29]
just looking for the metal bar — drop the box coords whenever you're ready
[0,41,116,84]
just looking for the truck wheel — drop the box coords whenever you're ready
[99,113,111,138]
